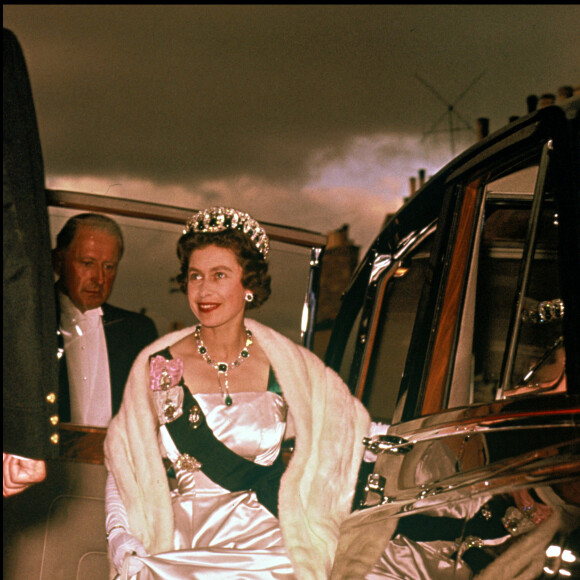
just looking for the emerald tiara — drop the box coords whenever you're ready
[183,207,270,259]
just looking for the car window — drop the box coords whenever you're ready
[446,163,567,408]
[472,202,564,402]
[361,234,435,423]
[337,304,363,387]
[330,221,437,424]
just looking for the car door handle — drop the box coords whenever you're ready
[362,434,414,454]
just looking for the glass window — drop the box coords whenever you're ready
[337,305,363,388]
[503,203,564,397]
[469,178,565,404]
[360,234,434,423]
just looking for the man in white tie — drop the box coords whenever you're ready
[53,213,158,427]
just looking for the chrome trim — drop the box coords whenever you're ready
[300,246,324,348]
[363,435,414,455]
[369,253,392,285]
[359,438,580,514]
[363,473,388,507]
[394,221,437,261]
[408,439,580,504]
[385,398,579,446]
[309,247,322,267]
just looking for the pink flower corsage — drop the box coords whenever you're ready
[150,355,184,391]
[149,355,185,424]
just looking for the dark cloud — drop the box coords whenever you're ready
[3,5,579,188]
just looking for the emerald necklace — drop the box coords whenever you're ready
[193,324,253,406]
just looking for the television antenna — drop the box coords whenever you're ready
[416,71,486,156]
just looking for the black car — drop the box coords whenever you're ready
[327,106,580,579]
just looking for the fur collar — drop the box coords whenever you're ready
[105,320,370,579]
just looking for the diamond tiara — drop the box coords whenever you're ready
[183,207,270,259]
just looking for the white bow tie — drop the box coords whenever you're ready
[62,306,103,332]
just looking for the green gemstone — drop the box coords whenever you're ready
[218,363,228,372]
[199,346,207,354]
[241,350,249,358]
[225,395,233,406]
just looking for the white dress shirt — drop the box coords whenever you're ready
[58,292,112,427]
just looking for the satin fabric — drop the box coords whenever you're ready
[125,391,295,579]
[365,535,473,580]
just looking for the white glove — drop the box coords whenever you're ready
[106,472,149,576]
[108,527,148,577]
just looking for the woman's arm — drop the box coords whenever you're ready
[105,471,149,575]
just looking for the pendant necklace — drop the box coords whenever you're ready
[193,324,252,406]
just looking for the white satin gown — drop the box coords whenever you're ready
[128,390,295,579]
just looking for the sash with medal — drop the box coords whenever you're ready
[149,350,285,517]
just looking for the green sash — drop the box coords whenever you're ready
[153,349,285,517]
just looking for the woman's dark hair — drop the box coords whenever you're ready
[176,229,271,309]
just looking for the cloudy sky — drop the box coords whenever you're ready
[4,5,579,252]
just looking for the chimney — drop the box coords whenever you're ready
[313,225,360,358]
[418,169,426,188]
[409,176,417,197]
[476,118,489,140]
[526,94,538,113]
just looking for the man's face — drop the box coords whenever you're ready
[54,226,121,312]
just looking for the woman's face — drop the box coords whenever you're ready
[187,244,247,328]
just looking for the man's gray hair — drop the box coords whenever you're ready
[55,213,124,258]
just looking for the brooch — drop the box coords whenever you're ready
[188,404,203,429]
[501,506,537,536]
[150,355,185,424]
[175,453,202,473]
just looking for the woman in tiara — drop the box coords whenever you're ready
[104,207,370,579]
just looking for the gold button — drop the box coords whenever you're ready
[46,392,57,404]
[50,433,60,445]
[50,415,59,426]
